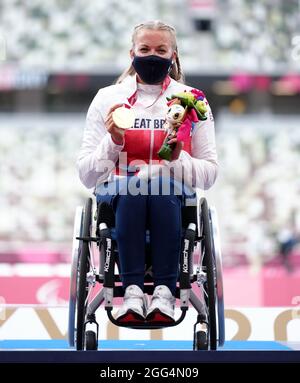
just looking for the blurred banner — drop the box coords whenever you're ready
[1,305,299,342]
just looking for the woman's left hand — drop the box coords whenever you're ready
[167,137,184,161]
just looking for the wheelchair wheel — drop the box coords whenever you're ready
[200,198,217,350]
[75,198,93,350]
[209,207,225,347]
[194,330,208,351]
[85,330,97,350]
[68,206,83,347]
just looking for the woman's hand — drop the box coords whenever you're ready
[167,136,184,161]
[105,103,126,145]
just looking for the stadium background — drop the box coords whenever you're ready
[0,0,300,343]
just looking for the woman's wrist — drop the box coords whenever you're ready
[111,134,124,146]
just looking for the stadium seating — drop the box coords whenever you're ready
[0,0,299,72]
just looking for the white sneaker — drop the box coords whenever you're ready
[146,285,176,324]
[115,285,148,324]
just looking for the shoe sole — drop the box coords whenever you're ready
[146,308,175,324]
[116,309,145,324]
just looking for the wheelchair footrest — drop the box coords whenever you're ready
[105,306,188,330]
[145,309,175,325]
[115,310,145,325]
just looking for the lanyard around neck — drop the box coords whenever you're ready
[126,76,171,108]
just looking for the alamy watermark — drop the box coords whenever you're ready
[95,151,200,199]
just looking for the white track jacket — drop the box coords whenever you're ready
[77,74,218,191]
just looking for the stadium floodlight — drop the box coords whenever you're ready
[0,34,6,62]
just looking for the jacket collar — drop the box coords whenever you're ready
[121,74,172,106]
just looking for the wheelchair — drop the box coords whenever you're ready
[68,191,225,351]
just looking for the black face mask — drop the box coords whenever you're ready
[132,55,173,84]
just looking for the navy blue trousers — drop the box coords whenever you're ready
[96,175,195,294]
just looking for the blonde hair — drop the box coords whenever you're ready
[116,20,184,84]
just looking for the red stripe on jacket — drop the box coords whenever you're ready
[115,129,192,175]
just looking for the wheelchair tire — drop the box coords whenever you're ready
[75,198,93,351]
[85,330,98,350]
[194,330,208,351]
[200,198,217,350]
[209,207,225,347]
[68,206,83,347]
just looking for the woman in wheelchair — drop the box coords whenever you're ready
[77,21,218,326]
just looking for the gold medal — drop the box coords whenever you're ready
[112,106,135,129]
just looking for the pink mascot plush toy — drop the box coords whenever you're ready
[158,89,208,161]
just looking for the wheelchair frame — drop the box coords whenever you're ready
[68,195,225,351]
